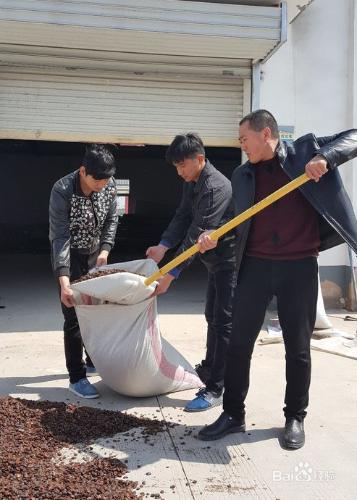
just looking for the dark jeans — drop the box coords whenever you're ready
[204,267,237,395]
[223,256,318,422]
[59,250,98,384]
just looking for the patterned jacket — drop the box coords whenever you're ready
[49,170,118,277]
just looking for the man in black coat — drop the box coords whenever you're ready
[49,144,118,399]
[146,133,237,412]
[197,109,357,448]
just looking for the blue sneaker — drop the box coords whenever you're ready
[69,378,99,399]
[85,365,99,377]
[184,388,222,412]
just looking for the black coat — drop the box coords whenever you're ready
[232,129,357,272]
[49,170,118,277]
[161,160,236,275]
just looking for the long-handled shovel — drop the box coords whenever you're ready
[144,172,311,286]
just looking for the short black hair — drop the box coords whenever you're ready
[82,144,117,179]
[239,109,279,139]
[165,133,205,165]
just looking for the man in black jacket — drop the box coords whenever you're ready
[197,110,357,448]
[146,133,237,411]
[49,144,118,399]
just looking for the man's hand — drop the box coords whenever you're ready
[59,276,76,308]
[305,155,328,182]
[96,249,109,267]
[152,273,175,296]
[146,244,168,264]
[197,230,217,253]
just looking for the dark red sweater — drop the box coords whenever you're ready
[246,157,320,260]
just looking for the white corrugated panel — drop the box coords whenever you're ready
[0,66,245,146]
[0,45,252,79]
[0,0,282,60]
[182,1,280,5]
[0,0,284,144]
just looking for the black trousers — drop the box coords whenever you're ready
[223,256,318,421]
[204,267,237,394]
[59,250,98,384]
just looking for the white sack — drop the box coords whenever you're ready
[315,272,333,329]
[71,259,158,305]
[72,259,203,397]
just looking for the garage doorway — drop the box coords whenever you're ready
[0,140,241,259]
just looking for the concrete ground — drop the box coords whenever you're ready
[1,254,357,500]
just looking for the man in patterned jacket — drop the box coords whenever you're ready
[49,144,118,398]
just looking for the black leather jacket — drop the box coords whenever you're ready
[232,129,357,272]
[160,160,236,275]
[49,170,118,277]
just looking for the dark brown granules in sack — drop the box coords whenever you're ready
[72,269,126,283]
[72,269,145,284]
[0,397,165,499]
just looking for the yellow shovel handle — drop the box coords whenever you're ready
[144,172,310,286]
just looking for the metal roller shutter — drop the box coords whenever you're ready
[0,66,247,146]
[0,0,285,145]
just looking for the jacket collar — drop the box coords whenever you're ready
[74,169,89,197]
[241,141,287,175]
[276,140,287,163]
[193,159,213,192]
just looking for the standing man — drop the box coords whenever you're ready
[49,144,119,398]
[146,133,237,411]
[197,110,357,448]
